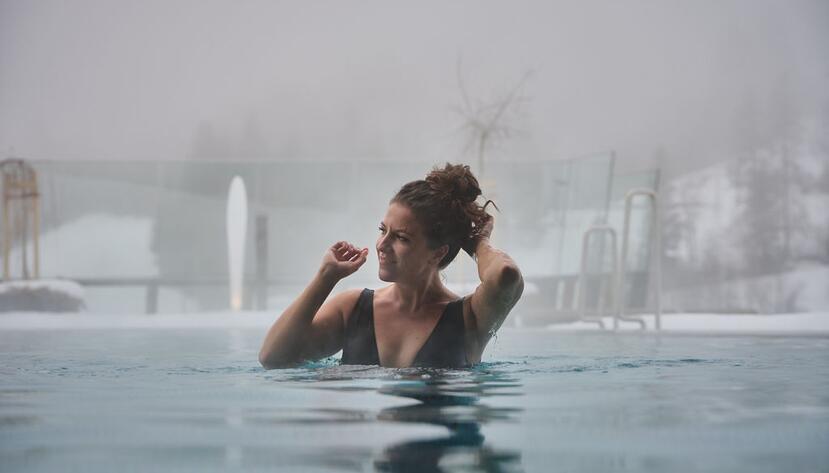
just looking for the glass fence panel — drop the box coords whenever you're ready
[18,157,642,313]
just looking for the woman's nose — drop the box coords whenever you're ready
[377,234,391,252]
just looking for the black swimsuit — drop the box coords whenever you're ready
[341,288,470,368]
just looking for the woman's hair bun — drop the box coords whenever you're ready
[425,163,481,205]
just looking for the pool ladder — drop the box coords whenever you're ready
[578,189,662,330]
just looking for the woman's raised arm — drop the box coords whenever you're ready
[258,242,368,369]
[464,215,524,346]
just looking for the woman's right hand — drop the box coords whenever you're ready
[319,241,369,282]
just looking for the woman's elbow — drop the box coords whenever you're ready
[259,349,275,369]
[498,264,524,303]
[259,347,289,370]
[498,263,523,289]
[259,347,307,370]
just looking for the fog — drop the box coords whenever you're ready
[2,0,827,172]
[1,1,828,315]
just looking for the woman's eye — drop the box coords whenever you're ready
[378,227,406,242]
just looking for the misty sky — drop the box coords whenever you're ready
[1,0,827,171]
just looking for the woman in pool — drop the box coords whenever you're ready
[259,163,523,369]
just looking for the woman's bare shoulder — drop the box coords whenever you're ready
[333,287,368,324]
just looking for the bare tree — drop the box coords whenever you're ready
[453,58,533,180]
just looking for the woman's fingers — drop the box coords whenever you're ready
[346,247,366,262]
[355,248,368,261]
[348,248,369,265]
[342,245,359,260]
[332,241,349,257]
[477,214,494,240]
[331,241,366,263]
[321,242,368,280]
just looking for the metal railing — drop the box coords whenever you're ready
[616,188,661,330]
[578,225,617,329]
[578,188,662,330]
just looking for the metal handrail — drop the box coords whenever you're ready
[578,225,618,329]
[615,188,662,330]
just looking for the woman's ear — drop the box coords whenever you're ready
[431,244,449,266]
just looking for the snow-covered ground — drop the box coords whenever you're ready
[0,279,84,299]
[545,312,829,334]
[1,310,827,335]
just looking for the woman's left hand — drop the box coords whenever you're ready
[477,214,494,241]
[463,214,494,257]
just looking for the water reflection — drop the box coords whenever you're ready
[372,368,523,472]
[276,364,524,471]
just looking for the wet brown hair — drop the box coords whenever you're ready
[390,162,498,270]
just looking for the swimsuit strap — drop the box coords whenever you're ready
[340,288,380,365]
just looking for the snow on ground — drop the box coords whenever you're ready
[9,214,158,279]
[0,310,827,334]
[0,279,84,299]
[546,312,829,334]
[0,311,275,330]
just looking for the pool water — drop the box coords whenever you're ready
[1,327,828,472]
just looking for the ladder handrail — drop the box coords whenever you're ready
[615,188,661,330]
[578,225,618,329]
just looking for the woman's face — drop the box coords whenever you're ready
[376,202,447,282]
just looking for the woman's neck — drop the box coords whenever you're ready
[389,273,448,314]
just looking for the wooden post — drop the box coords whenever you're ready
[1,159,41,281]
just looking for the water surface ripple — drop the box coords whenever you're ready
[1,328,827,472]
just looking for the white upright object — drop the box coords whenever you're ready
[226,176,248,311]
